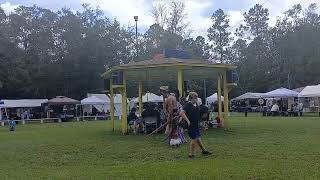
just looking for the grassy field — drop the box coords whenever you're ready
[1,115,320,180]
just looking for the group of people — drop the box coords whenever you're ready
[83,109,110,117]
[128,91,212,158]
[127,103,162,134]
[268,101,303,117]
[0,108,40,121]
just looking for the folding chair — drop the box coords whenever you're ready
[143,116,157,134]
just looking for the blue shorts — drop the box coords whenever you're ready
[188,128,201,139]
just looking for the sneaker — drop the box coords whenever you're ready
[202,150,212,155]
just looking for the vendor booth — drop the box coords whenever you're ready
[0,99,48,121]
[298,84,320,114]
[46,96,80,121]
[231,92,264,112]
[262,87,299,116]
[79,96,108,119]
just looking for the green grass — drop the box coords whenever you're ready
[1,115,320,180]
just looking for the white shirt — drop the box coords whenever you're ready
[271,104,279,112]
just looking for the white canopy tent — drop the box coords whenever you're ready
[298,85,320,97]
[263,87,299,98]
[81,96,106,105]
[129,93,163,111]
[0,99,48,108]
[233,92,264,100]
[206,93,224,105]
[79,96,108,117]
[298,85,320,114]
[86,94,127,117]
[0,99,48,121]
[131,93,163,103]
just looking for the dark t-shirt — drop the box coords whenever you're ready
[183,102,200,130]
[127,112,138,122]
[199,104,209,121]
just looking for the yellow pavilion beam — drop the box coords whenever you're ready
[121,72,128,134]
[110,80,115,131]
[223,70,230,129]
[217,75,222,119]
[177,68,183,98]
[138,81,143,114]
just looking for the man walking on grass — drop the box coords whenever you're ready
[183,92,212,158]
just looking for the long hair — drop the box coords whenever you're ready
[165,96,177,114]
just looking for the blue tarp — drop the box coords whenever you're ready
[164,49,191,59]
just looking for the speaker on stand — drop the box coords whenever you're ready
[226,70,238,83]
[112,72,123,85]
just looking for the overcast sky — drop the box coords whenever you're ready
[1,0,319,37]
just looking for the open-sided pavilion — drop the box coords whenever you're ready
[103,57,237,134]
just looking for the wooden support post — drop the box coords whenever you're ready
[22,120,25,125]
[138,81,143,115]
[177,69,183,98]
[121,72,128,134]
[217,75,222,119]
[223,71,230,129]
[58,118,62,123]
[110,80,115,131]
[40,119,43,124]
[1,121,4,126]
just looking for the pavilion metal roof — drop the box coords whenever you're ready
[103,57,237,79]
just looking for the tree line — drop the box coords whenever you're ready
[0,1,319,99]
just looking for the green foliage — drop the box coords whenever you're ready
[207,9,233,63]
[182,36,210,60]
[138,24,184,60]
[231,3,320,96]
[166,0,189,37]
[243,4,269,37]
[1,2,320,99]
[0,5,135,99]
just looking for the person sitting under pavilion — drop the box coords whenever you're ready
[271,102,280,116]
[128,108,143,133]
